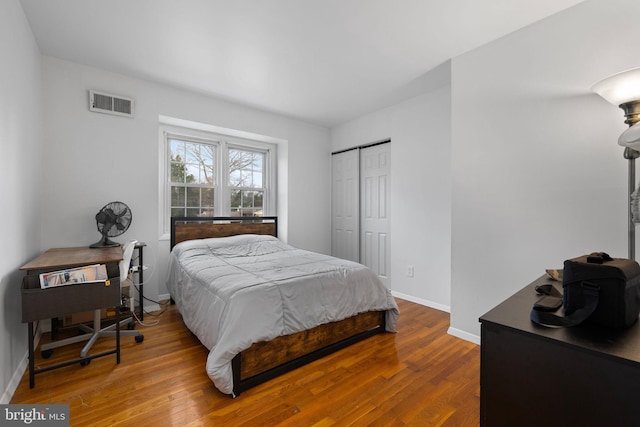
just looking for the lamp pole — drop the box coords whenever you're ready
[620,101,640,260]
[624,147,638,260]
[592,68,640,260]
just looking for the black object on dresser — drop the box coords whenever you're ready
[479,276,640,427]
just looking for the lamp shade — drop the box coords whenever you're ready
[592,67,640,106]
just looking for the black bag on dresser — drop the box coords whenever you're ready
[531,252,640,329]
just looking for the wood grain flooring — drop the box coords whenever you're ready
[11,298,480,426]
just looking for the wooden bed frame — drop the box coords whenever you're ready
[170,216,387,397]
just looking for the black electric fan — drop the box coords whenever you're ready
[89,201,132,248]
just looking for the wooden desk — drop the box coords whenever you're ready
[20,246,123,388]
[21,246,123,272]
[479,276,640,426]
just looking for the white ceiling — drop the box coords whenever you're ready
[20,0,585,127]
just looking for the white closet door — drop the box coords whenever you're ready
[360,143,390,288]
[331,149,360,262]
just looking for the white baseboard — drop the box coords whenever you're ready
[2,326,42,404]
[141,293,171,313]
[447,327,480,345]
[391,291,450,313]
[136,294,171,316]
[390,291,480,345]
[142,302,160,313]
[1,357,27,404]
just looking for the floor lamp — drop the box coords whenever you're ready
[592,67,640,260]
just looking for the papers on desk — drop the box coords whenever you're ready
[39,264,108,289]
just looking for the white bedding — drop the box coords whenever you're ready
[166,234,399,395]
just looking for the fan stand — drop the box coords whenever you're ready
[90,234,121,248]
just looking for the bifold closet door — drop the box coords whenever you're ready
[360,143,390,288]
[331,149,360,263]
[331,143,390,288]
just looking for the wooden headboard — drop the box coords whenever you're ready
[170,216,278,249]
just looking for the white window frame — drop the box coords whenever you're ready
[159,123,276,239]
[225,143,270,217]
[166,132,220,219]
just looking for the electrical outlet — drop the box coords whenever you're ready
[407,265,414,277]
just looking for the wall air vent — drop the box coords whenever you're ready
[89,90,134,117]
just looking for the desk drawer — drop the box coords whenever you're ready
[21,275,121,323]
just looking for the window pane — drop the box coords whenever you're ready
[185,143,200,163]
[195,164,211,185]
[186,208,201,217]
[242,191,254,208]
[229,170,241,187]
[252,155,263,171]
[171,143,189,183]
[228,149,243,171]
[228,190,264,217]
[171,163,183,183]
[254,191,263,207]
[185,164,198,183]
[171,207,185,218]
[253,172,263,188]
[230,189,241,209]
[201,145,214,164]
[170,186,185,205]
[170,140,185,159]
[229,149,265,190]
[202,188,214,207]
[203,164,214,185]
[241,170,251,187]
[250,191,263,216]
[186,187,200,207]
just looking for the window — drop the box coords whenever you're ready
[169,138,216,218]
[161,127,275,236]
[229,148,265,216]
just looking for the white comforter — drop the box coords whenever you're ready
[166,234,399,395]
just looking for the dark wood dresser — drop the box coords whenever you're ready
[479,276,640,426]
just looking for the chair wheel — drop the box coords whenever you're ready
[80,358,91,366]
[127,321,136,330]
[41,349,53,359]
[135,335,144,343]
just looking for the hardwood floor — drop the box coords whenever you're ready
[11,299,480,426]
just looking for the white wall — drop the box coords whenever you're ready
[41,57,331,307]
[450,0,640,341]
[331,65,452,311]
[0,0,43,403]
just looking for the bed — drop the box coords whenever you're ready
[166,216,400,397]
